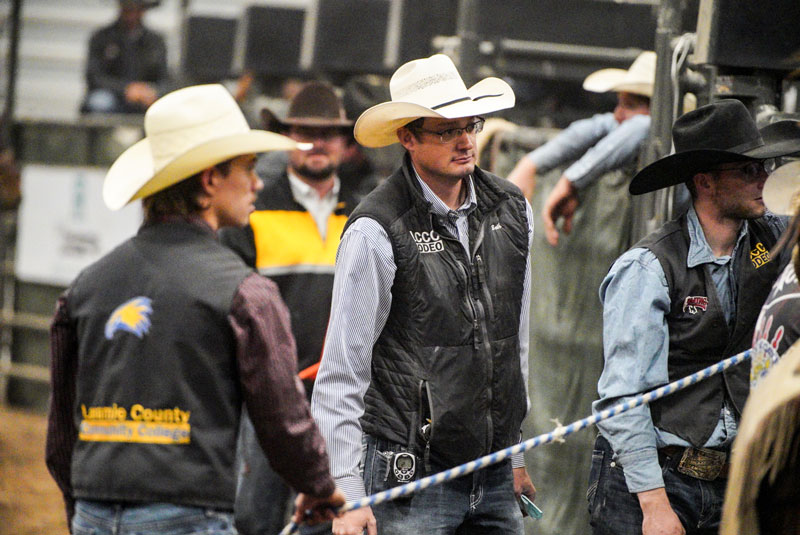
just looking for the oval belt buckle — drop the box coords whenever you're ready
[393,451,416,482]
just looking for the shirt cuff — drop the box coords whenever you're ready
[616,447,664,493]
[511,452,526,469]
[336,474,367,503]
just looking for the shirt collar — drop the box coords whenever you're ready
[411,164,477,217]
[686,204,748,268]
[287,170,340,201]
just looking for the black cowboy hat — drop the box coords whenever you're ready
[629,99,800,195]
[260,81,353,133]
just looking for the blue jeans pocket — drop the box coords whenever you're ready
[587,448,604,512]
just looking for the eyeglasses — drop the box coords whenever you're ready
[414,118,485,143]
[711,159,775,182]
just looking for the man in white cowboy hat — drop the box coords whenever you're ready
[589,100,800,535]
[220,81,365,535]
[507,51,656,246]
[82,0,168,114]
[46,84,345,534]
[310,53,536,535]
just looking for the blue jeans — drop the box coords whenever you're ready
[81,89,146,114]
[587,434,726,535]
[362,434,523,535]
[72,500,235,535]
[234,410,331,535]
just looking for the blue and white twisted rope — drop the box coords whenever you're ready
[280,349,751,535]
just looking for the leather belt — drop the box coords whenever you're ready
[659,445,730,481]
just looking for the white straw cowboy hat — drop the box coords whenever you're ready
[103,84,303,210]
[354,54,515,148]
[760,120,800,215]
[763,160,800,215]
[582,50,656,98]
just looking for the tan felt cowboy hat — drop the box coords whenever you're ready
[582,50,656,98]
[629,99,800,195]
[103,84,303,210]
[260,81,353,133]
[354,54,515,148]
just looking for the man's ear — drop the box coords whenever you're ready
[693,171,715,193]
[198,167,218,197]
[397,127,415,151]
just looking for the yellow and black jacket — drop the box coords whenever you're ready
[220,168,365,388]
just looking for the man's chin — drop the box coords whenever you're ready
[296,165,336,181]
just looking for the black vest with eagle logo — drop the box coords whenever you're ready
[68,220,251,508]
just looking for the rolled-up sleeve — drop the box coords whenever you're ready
[564,114,650,190]
[526,113,617,176]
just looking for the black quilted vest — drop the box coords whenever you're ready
[347,154,529,467]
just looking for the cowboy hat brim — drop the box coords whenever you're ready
[763,160,800,215]
[261,108,353,133]
[582,68,653,98]
[354,77,515,148]
[630,142,800,196]
[103,130,301,210]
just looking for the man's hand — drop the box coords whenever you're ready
[293,488,346,526]
[513,466,537,515]
[332,506,377,535]
[124,81,158,107]
[541,175,579,246]
[637,488,685,535]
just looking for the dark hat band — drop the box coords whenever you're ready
[432,93,505,111]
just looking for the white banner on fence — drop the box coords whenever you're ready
[15,164,142,287]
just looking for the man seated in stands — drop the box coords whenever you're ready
[81,0,168,114]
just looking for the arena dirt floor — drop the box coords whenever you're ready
[0,406,69,534]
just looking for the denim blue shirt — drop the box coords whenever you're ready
[525,112,650,190]
[593,205,786,493]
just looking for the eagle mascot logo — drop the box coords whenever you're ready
[104,297,153,340]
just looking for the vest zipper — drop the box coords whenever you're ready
[465,215,495,454]
[418,380,434,472]
[471,253,494,454]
